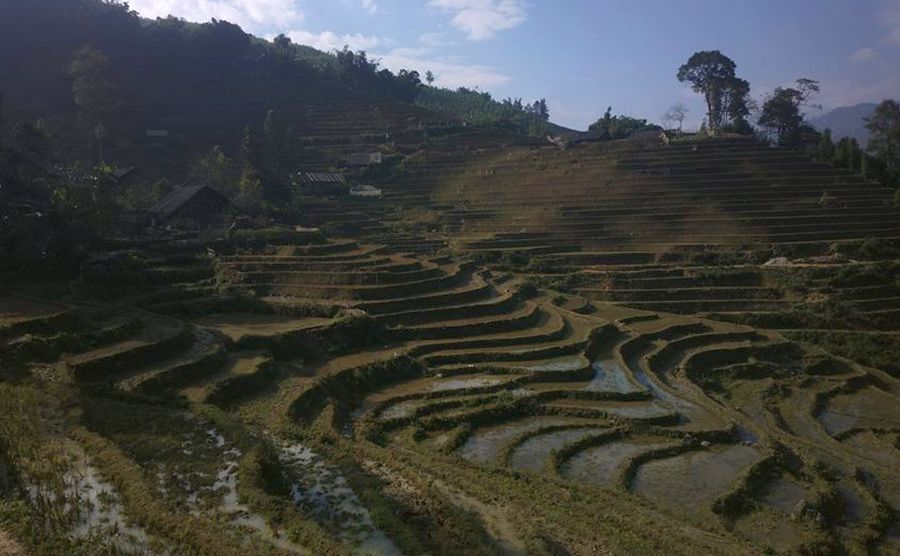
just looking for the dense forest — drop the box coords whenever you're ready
[416,87,555,136]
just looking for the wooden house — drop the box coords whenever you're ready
[298,172,348,196]
[150,183,232,229]
[571,128,611,144]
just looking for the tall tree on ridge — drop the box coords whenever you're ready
[67,45,117,163]
[677,50,749,134]
[757,78,820,146]
[865,99,900,186]
[663,103,689,132]
[677,50,733,133]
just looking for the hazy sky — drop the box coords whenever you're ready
[127,0,900,130]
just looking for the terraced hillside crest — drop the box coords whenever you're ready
[2,135,900,555]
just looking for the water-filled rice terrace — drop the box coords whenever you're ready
[2,135,900,555]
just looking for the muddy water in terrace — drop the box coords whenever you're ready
[279,442,401,555]
[631,445,759,511]
[587,358,641,393]
[562,439,678,486]
[525,356,586,372]
[509,427,608,472]
[459,416,599,464]
[756,476,810,513]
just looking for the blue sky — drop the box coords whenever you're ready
[128,0,900,130]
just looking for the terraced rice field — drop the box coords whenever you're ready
[2,136,899,555]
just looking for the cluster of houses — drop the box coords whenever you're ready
[148,150,384,230]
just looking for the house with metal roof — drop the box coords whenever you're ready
[149,183,232,229]
[297,171,348,196]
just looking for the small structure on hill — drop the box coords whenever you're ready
[349,185,382,198]
[628,129,667,143]
[150,183,232,229]
[346,152,383,166]
[298,171,348,196]
[111,166,136,181]
[571,128,610,145]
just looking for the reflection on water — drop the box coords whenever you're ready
[562,439,677,486]
[280,442,401,555]
[509,427,606,472]
[631,445,758,510]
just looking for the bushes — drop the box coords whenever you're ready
[830,238,900,261]
[827,261,898,288]
[515,281,539,300]
[784,330,900,377]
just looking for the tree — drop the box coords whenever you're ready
[817,128,835,161]
[237,163,263,210]
[526,99,549,122]
[394,69,422,102]
[273,33,292,53]
[848,137,862,172]
[425,70,435,85]
[663,103,689,132]
[865,99,900,186]
[677,50,748,133]
[262,109,286,173]
[721,77,753,134]
[589,107,661,139]
[835,137,852,168]
[239,125,259,169]
[67,45,118,163]
[757,78,819,146]
[191,146,238,197]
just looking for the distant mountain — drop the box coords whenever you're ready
[807,103,879,146]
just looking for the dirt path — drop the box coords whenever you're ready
[431,479,528,556]
[0,529,28,556]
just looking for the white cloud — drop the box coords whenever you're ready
[428,0,527,40]
[360,0,378,15]
[287,30,381,51]
[377,46,510,89]
[849,47,876,63]
[817,74,900,109]
[882,0,900,43]
[419,32,454,47]
[127,0,304,31]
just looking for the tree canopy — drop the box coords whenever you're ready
[589,107,660,139]
[865,99,900,187]
[677,50,751,134]
[758,78,820,147]
[416,87,551,136]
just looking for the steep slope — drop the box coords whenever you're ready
[808,103,880,145]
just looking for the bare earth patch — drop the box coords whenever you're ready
[193,312,332,342]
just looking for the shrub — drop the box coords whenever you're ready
[515,281,539,300]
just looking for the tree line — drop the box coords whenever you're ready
[415,87,551,136]
[674,49,899,188]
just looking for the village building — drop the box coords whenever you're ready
[349,185,382,198]
[149,183,232,229]
[628,129,667,143]
[571,128,611,144]
[346,152,383,166]
[298,171,348,196]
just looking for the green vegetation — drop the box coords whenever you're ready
[588,107,661,139]
[416,86,551,136]
[784,330,900,377]
[758,78,820,147]
[677,50,752,134]
[2,1,900,554]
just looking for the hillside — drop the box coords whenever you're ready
[2,3,900,556]
[808,103,879,145]
[0,0,566,184]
